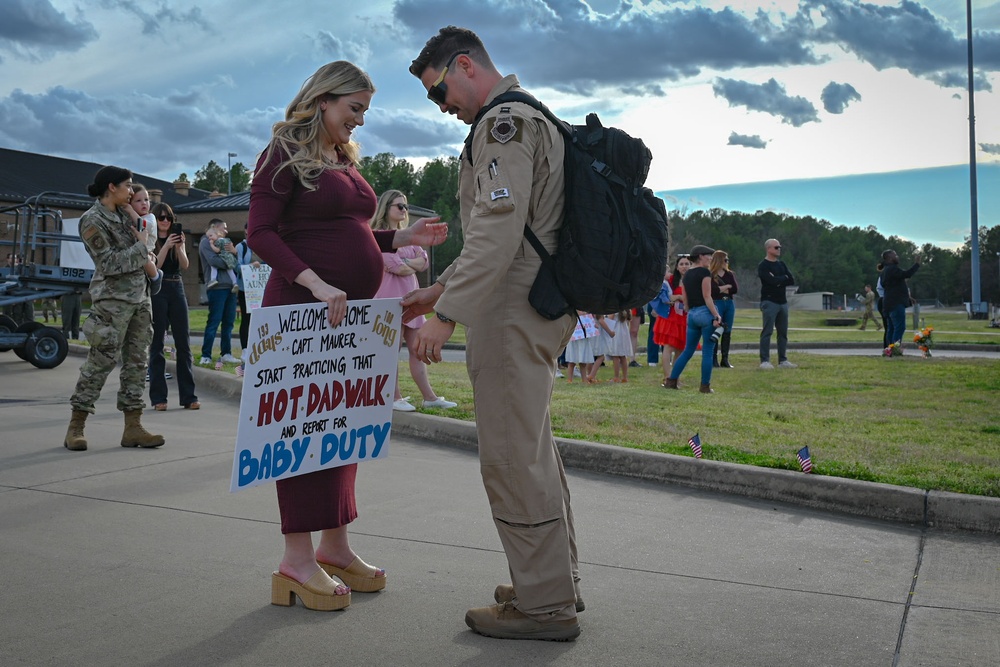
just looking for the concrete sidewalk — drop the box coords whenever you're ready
[1,354,998,666]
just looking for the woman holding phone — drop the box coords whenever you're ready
[148,202,199,410]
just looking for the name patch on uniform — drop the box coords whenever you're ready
[490,188,510,200]
[488,113,521,144]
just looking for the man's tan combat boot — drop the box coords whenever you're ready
[64,410,89,451]
[121,410,165,448]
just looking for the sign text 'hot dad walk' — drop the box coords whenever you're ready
[230,298,401,492]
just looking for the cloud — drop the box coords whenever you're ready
[0,0,97,61]
[393,1,823,95]
[926,69,993,92]
[728,132,768,149]
[821,81,861,113]
[981,143,1000,155]
[713,77,820,126]
[802,0,1000,90]
[0,85,275,180]
[107,0,213,36]
[313,31,373,65]
[361,107,466,158]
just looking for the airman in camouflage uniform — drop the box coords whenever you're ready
[64,166,165,451]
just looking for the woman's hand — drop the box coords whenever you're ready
[405,255,428,272]
[295,269,347,327]
[130,225,149,247]
[311,282,348,328]
[391,265,418,276]
[393,217,447,248]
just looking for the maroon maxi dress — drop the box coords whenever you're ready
[248,146,396,534]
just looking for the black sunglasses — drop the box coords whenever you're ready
[157,214,174,221]
[393,203,409,212]
[427,50,470,106]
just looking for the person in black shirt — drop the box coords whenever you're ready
[663,245,723,393]
[148,203,199,410]
[880,249,920,348]
[757,238,796,369]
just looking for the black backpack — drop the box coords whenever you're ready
[465,91,668,318]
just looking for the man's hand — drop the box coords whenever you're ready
[412,317,455,364]
[401,282,444,323]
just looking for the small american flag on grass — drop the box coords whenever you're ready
[688,433,702,459]
[797,446,813,473]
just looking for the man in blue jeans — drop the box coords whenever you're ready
[198,219,239,366]
[757,238,796,369]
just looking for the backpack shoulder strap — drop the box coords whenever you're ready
[463,91,573,166]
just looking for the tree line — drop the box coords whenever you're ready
[670,208,1000,307]
[186,153,999,306]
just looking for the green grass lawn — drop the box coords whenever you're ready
[55,304,1000,496]
[157,304,1000,348]
[402,354,1000,497]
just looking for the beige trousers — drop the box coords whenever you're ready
[466,256,578,621]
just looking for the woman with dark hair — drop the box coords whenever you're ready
[63,165,165,452]
[880,249,921,349]
[148,202,198,411]
[248,61,448,611]
[663,245,724,394]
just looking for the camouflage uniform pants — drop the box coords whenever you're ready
[71,299,153,413]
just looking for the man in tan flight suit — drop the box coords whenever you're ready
[403,26,581,641]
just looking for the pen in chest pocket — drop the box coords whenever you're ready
[489,159,498,179]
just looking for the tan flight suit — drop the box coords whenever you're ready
[434,75,578,622]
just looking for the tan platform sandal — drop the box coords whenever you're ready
[271,570,351,611]
[318,556,387,593]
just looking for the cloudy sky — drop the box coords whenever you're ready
[1,0,999,249]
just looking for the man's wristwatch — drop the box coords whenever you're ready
[435,312,454,324]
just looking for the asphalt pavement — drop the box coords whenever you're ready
[1,351,998,667]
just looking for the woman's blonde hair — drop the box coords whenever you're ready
[709,250,729,277]
[261,61,375,190]
[370,189,408,231]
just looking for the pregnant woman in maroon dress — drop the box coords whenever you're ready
[248,61,447,611]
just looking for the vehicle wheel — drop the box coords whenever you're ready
[0,314,18,352]
[25,326,68,369]
[13,321,43,361]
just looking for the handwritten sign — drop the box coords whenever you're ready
[230,298,401,492]
[241,264,272,311]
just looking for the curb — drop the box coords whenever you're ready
[67,345,1000,535]
[388,412,1000,534]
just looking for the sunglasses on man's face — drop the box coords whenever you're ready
[426,50,470,106]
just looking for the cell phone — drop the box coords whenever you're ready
[171,223,183,237]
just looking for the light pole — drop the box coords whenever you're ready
[965,0,982,315]
[227,152,238,195]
